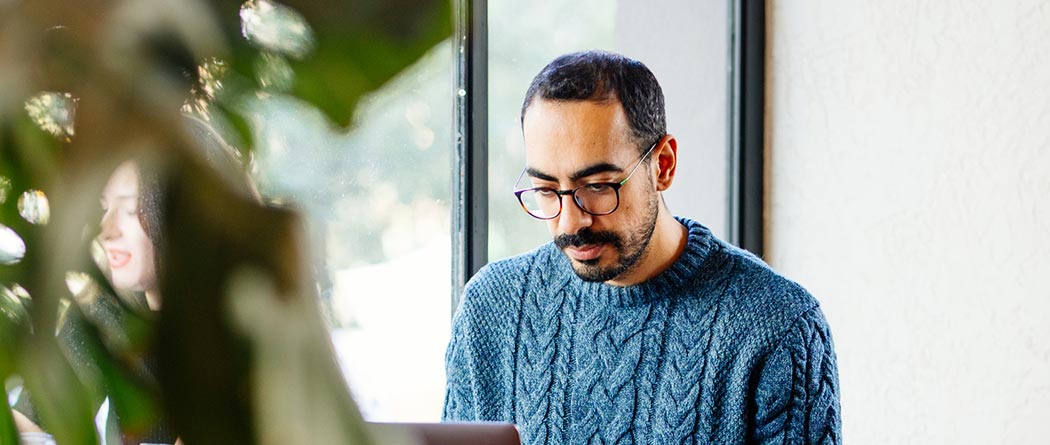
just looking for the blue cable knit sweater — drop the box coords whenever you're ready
[442,217,840,445]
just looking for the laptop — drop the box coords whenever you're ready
[366,422,521,445]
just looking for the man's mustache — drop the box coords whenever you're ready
[554,228,622,249]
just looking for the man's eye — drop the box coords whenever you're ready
[534,188,557,197]
[585,183,610,193]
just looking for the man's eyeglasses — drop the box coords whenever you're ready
[512,141,659,220]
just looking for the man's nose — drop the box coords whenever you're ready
[556,194,592,235]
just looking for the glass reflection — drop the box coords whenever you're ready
[239,0,315,59]
[17,190,50,225]
[23,92,78,142]
[0,224,26,265]
[0,176,11,204]
[256,52,295,91]
[182,57,229,119]
[0,284,30,325]
[64,271,94,300]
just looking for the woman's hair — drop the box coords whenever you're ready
[136,165,165,265]
[130,114,251,277]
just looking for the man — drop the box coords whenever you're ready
[443,50,840,445]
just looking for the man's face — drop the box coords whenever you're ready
[522,99,660,283]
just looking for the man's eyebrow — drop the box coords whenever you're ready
[569,163,623,181]
[524,163,625,183]
[524,168,558,182]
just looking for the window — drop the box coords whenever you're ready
[248,46,454,421]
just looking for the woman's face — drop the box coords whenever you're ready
[99,161,157,293]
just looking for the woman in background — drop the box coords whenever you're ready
[101,160,162,310]
[13,159,178,445]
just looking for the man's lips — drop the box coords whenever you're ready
[106,249,132,268]
[565,244,604,261]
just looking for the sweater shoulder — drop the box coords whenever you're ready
[714,240,825,341]
[454,243,558,328]
[463,243,555,298]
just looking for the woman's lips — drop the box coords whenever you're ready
[566,244,603,261]
[106,249,132,268]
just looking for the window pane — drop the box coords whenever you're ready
[488,0,730,260]
[248,42,453,422]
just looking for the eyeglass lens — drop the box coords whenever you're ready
[518,184,618,219]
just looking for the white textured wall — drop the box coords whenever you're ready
[766,1,1050,444]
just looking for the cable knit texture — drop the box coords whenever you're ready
[443,217,841,445]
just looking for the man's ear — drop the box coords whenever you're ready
[653,135,678,192]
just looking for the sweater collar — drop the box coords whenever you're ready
[552,216,720,307]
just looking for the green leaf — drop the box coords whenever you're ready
[0,311,17,445]
[209,0,452,127]
[0,292,22,376]
[0,401,16,445]
[19,338,99,445]
[3,1,456,444]
[10,113,62,189]
[211,100,255,160]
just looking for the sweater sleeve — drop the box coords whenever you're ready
[441,259,525,423]
[752,306,841,445]
[441,302,479,422]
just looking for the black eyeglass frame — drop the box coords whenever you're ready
[512,140,660,220]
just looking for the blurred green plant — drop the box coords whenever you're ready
[0,0,450,444]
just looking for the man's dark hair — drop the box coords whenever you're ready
[521,50,666,154]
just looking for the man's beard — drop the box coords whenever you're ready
[554,194,660,282]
